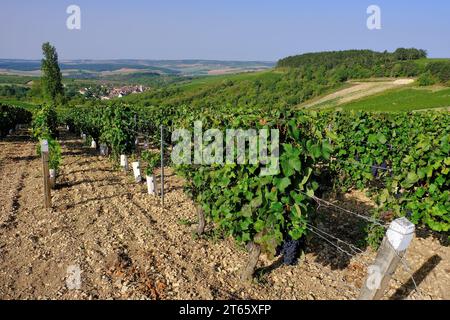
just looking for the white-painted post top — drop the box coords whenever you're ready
[387,217,415,252]
[120,154,127,166]
[132,161,140,169]
[41,140,49,153]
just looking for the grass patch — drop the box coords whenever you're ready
[337,86,450,112]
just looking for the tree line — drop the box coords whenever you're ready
[277,48,427,69]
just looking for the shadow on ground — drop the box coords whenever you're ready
[390,254,442,300]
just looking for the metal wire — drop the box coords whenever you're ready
[385,238,423,298]
[306,223,421,300]
[306,226,358,260]
[298,191,388,228]
[306,223,365,255]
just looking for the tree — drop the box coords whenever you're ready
[394,48,427,61]
[417,71,436,87]
[29,80,42,99]
[41,42,64,103]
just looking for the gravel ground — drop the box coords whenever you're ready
[0,129,448,300]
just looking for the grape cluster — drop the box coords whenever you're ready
[277,239,302,265]
[371,161,388,178]
[371,165,378,178]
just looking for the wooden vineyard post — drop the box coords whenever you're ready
[160,125,165,208]
[134,114,139,155]
[41,140,52,208]
[196,205,206,235]
[146,174,157,195]
[132,161,142,183]
[120,155,128,172]
[359,217,415,300]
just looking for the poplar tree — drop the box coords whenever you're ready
[41,42,64,103]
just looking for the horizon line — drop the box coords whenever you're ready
[0,57,278,63]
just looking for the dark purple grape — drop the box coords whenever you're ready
[371,165,378,178]
[281,240,301,265]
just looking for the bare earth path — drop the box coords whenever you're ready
[0,129,448,300]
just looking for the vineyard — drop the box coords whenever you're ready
[1,46,450,300]
[0,99,449,299]
[0,105,32,138]
[62,104,450,236]
[62,104,450,293]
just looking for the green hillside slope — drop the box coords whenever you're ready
[336,86,450,112]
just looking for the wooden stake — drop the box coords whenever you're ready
[134,114,139,155]
[146,174,156,195]
[132,161,142,183]
[197,205,206,235]
[160,125,164,208]
[359,217,415,300]
[120,154,128,172]
[49,169,56,189]
[41,140,52,208]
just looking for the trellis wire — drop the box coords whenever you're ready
[385,238,422,297]
[305,223,421,299]
[306,223,365,256]
[298,190,388,228]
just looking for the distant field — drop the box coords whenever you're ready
[0,59,275,78]
[336,86,450,112]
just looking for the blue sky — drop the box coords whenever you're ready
[0,0,449,61]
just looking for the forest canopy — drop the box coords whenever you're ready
[277,48,427,69]
[276,48,429,80]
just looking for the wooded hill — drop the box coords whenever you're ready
[277,48,449,84]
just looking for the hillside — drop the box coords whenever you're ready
[120,68,343,110]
